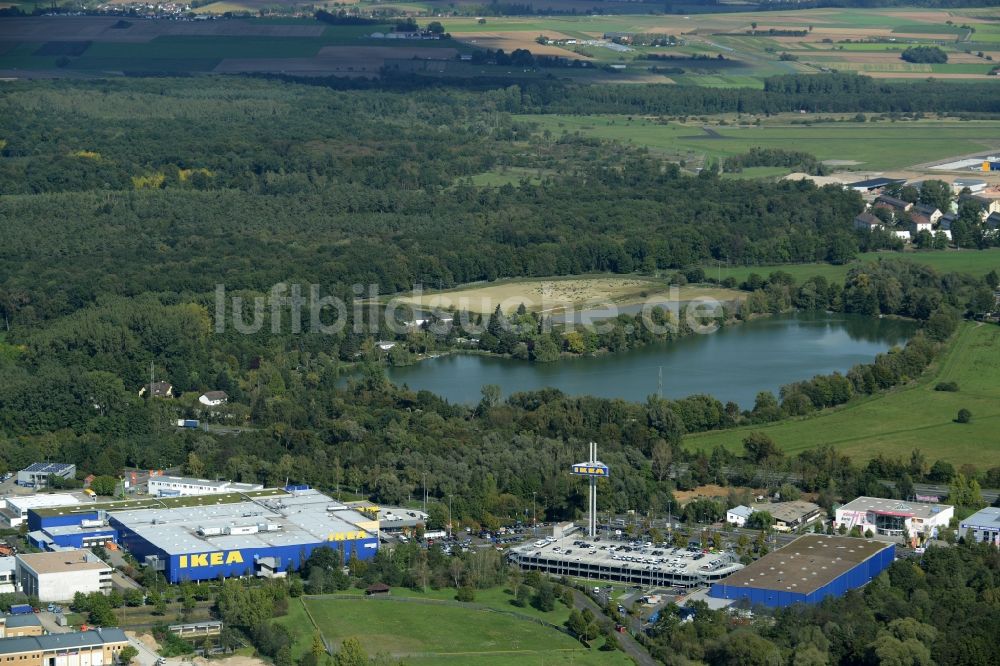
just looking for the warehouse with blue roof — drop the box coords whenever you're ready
[27,488,379,582]
[709,534,894,608]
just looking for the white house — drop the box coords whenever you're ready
[893,230,911,243]
[376,341,397,351]
[198,390,229,407]
[834,497,953,545]
[726,505,754,527]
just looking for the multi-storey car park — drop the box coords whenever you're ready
[27,488,379,582]
[507,532,744,588]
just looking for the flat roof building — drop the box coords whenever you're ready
[147,476,264,498]
[15,551,112,602]
[25,489,380,583]
[835,497,953,545]
[16,463,75,489]
[709,534,894,608]
[2,494,81,528]
[959,507,1000,546]
[111,489,378,582]
[0,557,15,595]
[0,628,128,666]
[0,613,43,638]
[751,501,822,532]
[508,531,743,588]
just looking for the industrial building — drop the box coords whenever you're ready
[26,488,379,583]
[0,628,129,666]
[15,551,113,602]
[709,535,894,608]
[147,476,263,497]
[959,507,1000,545]
[2,494,81,529]
[16,463,76,489]
[751,500,823,532]
[834,497,953,545]
[0,557,16,594]
[0,614,43,638]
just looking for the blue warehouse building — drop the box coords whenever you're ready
[709,534,894,608]
[27,488,379,582]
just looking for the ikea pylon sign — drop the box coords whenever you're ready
[571,463,609,477]
[179,550,245,569]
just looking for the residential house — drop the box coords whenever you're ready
[198,390,229,407]
[986,212,1000,232]
[912,204,942,225]
[874,195,913,215]
[726,505,754,527]
[959,193,1000,219]
[938,212,957,230]
[853,211,883,231]
[139,381,173,399]
[909,214,934,236]
[893,230,912,243]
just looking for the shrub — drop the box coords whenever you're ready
[456,586,475,602]
[901,46,948,64]
[934,382,959,392]
[956,408,972,424]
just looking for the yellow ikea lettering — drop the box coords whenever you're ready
[179,551,244,569]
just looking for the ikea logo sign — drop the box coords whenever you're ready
[179,551,245,568]
[571,464,609,477]
[327,530,368,542]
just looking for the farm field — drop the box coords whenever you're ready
[390,275,745,314]
[515,115,1000,172]
[1,7,999,83]
[275,593,629,665]
[685,322,1000,467]
[707,249,1000,286]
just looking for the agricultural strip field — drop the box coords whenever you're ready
[707,249,1000,286]
[275,593,631,665]
[685,321,1000,467]
[515,115,1000,171]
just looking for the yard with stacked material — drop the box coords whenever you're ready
[685,322,1000,467]
[275,592,632,665]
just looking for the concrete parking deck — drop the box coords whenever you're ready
[508,532,743,587]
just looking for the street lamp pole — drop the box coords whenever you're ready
[532,492,537,537]
[448,494,453,540]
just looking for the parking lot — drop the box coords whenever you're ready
[509,532,744,588]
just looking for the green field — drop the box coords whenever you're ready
[707,249,1000,286]
[685,322,1000,466]
[516,115,1000,171]
[275,591,631,665]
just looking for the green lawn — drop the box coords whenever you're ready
[275,591,630,665]
[707,249,1000,286]
[516,115,1000,171]
[685,322,1000,466]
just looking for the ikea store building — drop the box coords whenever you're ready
[28,488,378,582]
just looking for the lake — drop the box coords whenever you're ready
[386,313,918,407]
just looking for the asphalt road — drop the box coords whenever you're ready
[570,589,657,666]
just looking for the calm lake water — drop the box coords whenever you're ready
[387,313,918,407]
